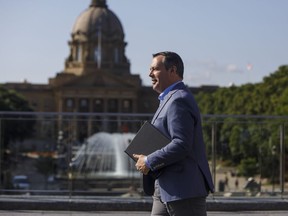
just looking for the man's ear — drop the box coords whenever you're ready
[169,65,177,74]
[170,65,179,78]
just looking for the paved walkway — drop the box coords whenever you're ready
[1,210,288,216]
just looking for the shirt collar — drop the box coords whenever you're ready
[158,81,182,101]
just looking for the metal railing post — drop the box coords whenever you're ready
[211,122,217,192]
[279,124,285,198]
[0,118,2,188]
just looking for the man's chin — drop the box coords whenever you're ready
[152,85,161,93]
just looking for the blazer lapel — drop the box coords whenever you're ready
[151,88,181,124]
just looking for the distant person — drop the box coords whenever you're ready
[218,179,225,192]
[244,177,260,196]
[224,173,230,191]
[133,51,214,216]
[235,178,239,191]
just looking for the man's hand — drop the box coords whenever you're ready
[133,154,150,175]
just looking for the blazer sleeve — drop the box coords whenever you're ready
[148,96,197,170]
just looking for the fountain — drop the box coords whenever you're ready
[71,132,139,179]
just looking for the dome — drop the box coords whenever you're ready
[65,0,131,76]
[72,0,124,40]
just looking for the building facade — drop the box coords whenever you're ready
[2,0,218,141]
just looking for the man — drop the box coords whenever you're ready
[133,51,214,216]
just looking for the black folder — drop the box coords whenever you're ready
[125,121,170,161]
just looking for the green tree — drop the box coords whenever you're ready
[0,86,35,145]
[0,86,35,188]
[195,65,288,181]
[238,157,258,177]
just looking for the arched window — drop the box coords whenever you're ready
[94,46,102,68]
[94,47,98,62]
[114,48,119,63]
[76,45,82,62]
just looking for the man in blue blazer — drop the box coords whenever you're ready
[134,51,214,216]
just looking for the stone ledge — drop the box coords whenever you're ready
[0,196,287,212]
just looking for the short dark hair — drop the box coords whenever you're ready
[152,51,184,78]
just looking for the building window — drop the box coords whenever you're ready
[76,45,82,62]
[122,99,132,113]
[93,99,104,112]
[66,99,74,108]
[94,47,99,61]
[80,99,87,107]
[44,100,51,111]
[114,48,119,63]
[94,45,102,68]
[108,99,118,112]
[64,98,74,112]
[31,100,38,108]
[79,98,89,112]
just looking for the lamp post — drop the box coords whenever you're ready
[56,130,63,176]
[57,130,63,151]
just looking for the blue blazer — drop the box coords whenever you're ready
[145,82,214,202]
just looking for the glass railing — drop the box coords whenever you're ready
[202,114,287,198]
[0,112,287,199]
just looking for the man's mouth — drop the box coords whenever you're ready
[151,79,157,85]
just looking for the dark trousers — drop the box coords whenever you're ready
[151,182,207,216]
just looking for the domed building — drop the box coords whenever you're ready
[49,0,147,114]
[65,0,130,76]
[3,0,156,140]
[2,0,218,141]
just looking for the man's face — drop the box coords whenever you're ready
[149,55,173,93]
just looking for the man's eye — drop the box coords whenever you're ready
[150,67,159,72]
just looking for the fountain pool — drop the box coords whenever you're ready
[71,132,139,179]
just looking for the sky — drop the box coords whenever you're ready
[0,0,288,87]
